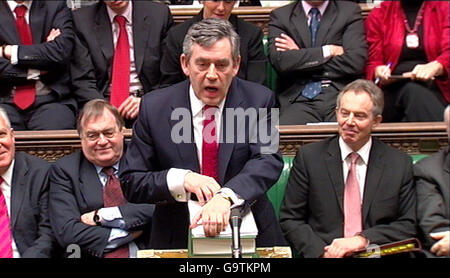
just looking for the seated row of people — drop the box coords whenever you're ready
[0,0,448,131]
[0,15,448,258]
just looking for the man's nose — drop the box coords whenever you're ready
[206,64,218,80]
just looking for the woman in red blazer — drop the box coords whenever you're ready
[365,0,449,122]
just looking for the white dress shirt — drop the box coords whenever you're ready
[167,85,243,207]
[339,137,372,202]
[106,3,143,96]
[94,163,138,258]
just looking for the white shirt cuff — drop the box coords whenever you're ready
[98,207,122,221]
[11,45,19,65]
[27,69,40,80]
[322,45,331,60]
[219,187,244,208]
[108,228,129,242]
[167,168,191,202]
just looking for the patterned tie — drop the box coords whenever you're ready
[110,15,130,108]
[102,167,129,258]
[0,177,14,258]
[13,5,36,110]
[343,152,363,238]
[202,105,219,181]
[301,8,322,100]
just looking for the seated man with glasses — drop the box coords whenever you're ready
[48,99,154,258]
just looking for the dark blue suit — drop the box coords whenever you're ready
[120,78,286,249]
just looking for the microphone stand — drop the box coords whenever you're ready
[230,207,242,258]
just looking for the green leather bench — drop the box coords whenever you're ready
[267,154,428,219]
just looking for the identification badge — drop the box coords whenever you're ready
[406,33,419,49]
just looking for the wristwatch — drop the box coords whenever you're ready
[93,209,101,226]
[218,190,234,205]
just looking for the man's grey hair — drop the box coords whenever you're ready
[0,107,11,129]
[182,18,240,63]
[336,79,384,118]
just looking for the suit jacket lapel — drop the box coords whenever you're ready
[218,79,243,185]
[315,1,337,47]
[291,2,311,48]
[10,154,27,230]
[362,139,385,220]
[169,81,200,173]
[325,137,345,214]
[131,1,149,75]
[95,4,114,64]
[29,0,45,44]
[79,156,104,208]
[0,2,21,44]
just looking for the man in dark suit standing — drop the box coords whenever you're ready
[120,18,285,249]
[49,99,154,258]
[269,0,367,125]
[0,108,55,258]
[0,0,76,130]
[415,105,450,257]
[280,79,416,258]
[70,0,173,122]
[160,0,267,87]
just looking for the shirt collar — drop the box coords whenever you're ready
[95,162,120,176]
[339,137,372,165]
[106,2,133,25]
[189,84,225,118]
[302,1,329,17]
[7,1,32,13]
[1,159,15,188]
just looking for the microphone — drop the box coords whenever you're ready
[230,207,242,258]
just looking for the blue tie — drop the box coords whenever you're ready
[302,8,321,100]
[309,8,320,47]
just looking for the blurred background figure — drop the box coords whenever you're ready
[365,0,449,122]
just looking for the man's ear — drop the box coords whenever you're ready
[180,53,190,77]
[232,55,241,76]
[373,114,382,127]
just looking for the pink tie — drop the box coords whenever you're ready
[13,5,36,110]
[344,152,362,237]
[202,105,219,181]
[110,15,130,108]
[0,177,14,258]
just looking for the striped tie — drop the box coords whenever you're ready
[0,177,13,258]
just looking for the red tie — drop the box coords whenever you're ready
[13,5,36,110]
[202,105,219,181]
[110,15,130,108]
[344,152,363,237]
[102,167,129,258]
[0,177,14,258]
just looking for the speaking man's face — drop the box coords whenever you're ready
[181,37,240,106]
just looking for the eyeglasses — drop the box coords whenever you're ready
[82,128,118,141]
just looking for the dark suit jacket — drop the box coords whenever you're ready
[70,0,173,106]
[10,152,55,258]
[268,1,366,108]
[120,78,285,249]
[0,1,75,108]
[49,151,154,258]
[159,12,267,87]
[414,147,450,250]
[280,136,417,258]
